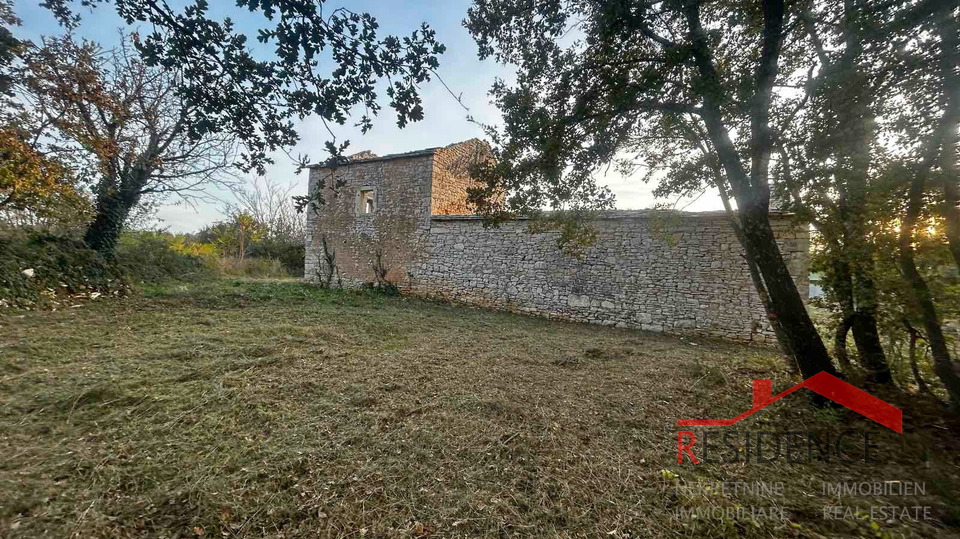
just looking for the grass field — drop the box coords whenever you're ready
[1,279,959,538]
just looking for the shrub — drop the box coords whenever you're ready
[217,257,288,278]
[115,231,218,283]
[168,235,220,259]
[0,229,131,308]
[0,229,222,309]
[247,237,305,276]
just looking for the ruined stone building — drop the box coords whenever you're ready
[304,139,810,343]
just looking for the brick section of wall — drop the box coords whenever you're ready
[408,212,809,344]
[304,154,433,286]
[430,139,491,215]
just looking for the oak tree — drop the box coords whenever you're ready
[465,0,840,379]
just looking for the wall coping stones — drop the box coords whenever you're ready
[430,210,797,222]
[306,148,440,169]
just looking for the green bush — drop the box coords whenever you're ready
[115,231,218,283]
[0,229,221,309]
[0,229,131,308]
[247,238,305,276]
[218,257,288,278]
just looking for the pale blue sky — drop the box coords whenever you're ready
[13,0,721,232]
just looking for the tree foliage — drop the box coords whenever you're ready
[0,0,22,96]
[465,0,960,402]
[465,0,840,381]
[779,1,960,402]
[39,0,446,172]
[19,34,240,253]
[197,211,266,261]
[0,127,81,216]
[0,1,87,226]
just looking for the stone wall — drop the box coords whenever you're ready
[408,212,809,344]
[303,140,810,343]
[304,153,434,285]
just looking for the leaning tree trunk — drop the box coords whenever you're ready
[901,172,960,407]
[685,0,836,380]
[739,205,840,379]
[849,258,892,383]
[828,257,890,382]
[832,4,892,384]
[851,309,893,384]
[904,322,931,395]
[697,109,838,380]
[744,250,799,372]
[850,308,892,383]
[829,255,859,369]
[708,169,797,370]
[834,314,854,369]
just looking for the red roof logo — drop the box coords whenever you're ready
[677,372,902,433]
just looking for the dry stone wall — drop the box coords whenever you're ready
[303,141,810,343]
[407,212,808,344]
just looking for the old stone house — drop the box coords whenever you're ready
[304,139,809,343]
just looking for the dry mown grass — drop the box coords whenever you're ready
[1,279,958,538]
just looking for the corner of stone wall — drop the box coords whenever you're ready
[430,139,494,215]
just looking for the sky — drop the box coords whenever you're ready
[13,0,723,232]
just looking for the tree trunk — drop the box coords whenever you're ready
[831,0,892,384]
[83,189,141,255]
[938,10,960,271]
[827,254,889,380]
[737,219,798,371]
[706,164,796,370]
[739,205,839,379]
[842,257,891,383]
[685,0,837,380]
[829,255,857,364]
[238,226,245,260]
[901,172,960,407]
[905,322,931,395]
[83,170,147,255]
[851,310,893,383]
[699,130,838,381]
[834,314,854,369]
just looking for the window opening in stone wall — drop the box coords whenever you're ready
[359,189,375,214]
